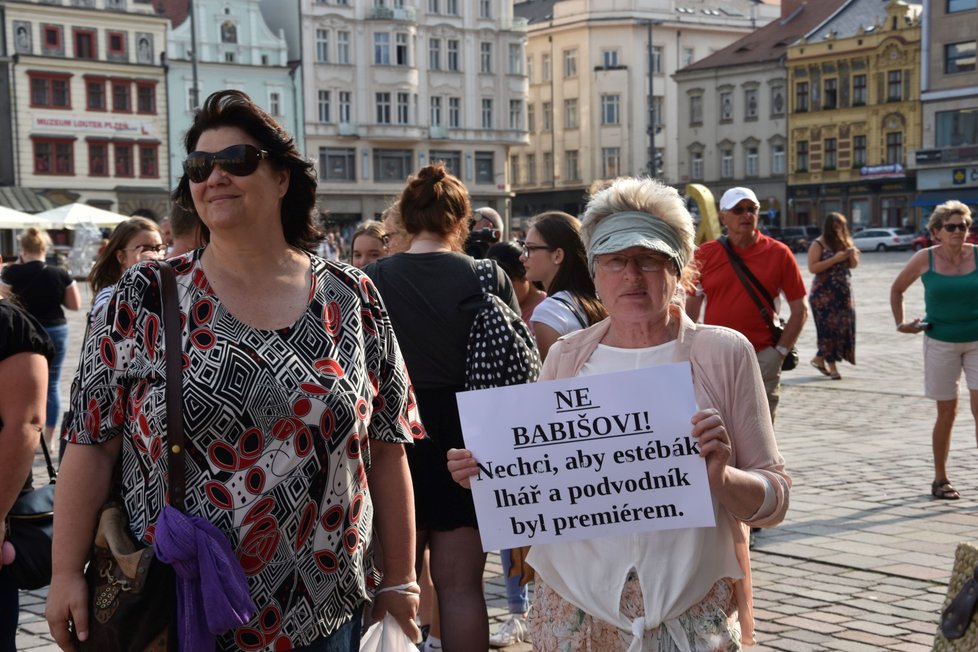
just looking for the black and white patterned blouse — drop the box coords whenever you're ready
[64,250,422,651]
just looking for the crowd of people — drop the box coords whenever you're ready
[0,88,975,652]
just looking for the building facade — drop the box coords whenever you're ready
[4,0,169,217]
[298,0,529,236]
[674,0,847,227]
[165,0,300,191]
[787,0,923,230]
[911,0,978,211]
[511,0,780,223]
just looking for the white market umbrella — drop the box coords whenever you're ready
[36,203,130,230]
[0,205,50,229]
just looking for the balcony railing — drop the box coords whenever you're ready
[498,17,529,31]
[338,122,359,137]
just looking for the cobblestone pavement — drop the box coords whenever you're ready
[15,251,975,651]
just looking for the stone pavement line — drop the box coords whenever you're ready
[16,252,973,651]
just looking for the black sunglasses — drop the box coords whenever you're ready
[943,223,968,232]
[183,144,270,183]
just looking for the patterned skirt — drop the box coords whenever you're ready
[529,573,740,652]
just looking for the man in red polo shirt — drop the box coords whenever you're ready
[686,187,808,422]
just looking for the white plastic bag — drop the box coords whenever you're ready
[359,613,419,652]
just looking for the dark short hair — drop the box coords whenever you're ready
[171,90,322,252]
[487,241,525,279]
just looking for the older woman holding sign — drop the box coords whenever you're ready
[448,177,790,651]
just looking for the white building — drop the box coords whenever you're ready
[294,0,530,235]
[164,0,300,191]
[511,0,780,222]
[4,0,169,217]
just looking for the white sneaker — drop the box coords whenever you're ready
[489,615,530,648]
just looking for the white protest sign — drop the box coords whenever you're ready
[456,363,715,551]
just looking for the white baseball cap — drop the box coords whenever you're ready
[719,187,760,211]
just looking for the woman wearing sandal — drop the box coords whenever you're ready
[808,212,859,380]
[891,200,978,500]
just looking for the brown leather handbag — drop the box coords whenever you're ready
[80,261,185,652]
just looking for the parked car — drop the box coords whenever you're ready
[778,225,821,252]
[911,231,933,251]
[852,228,914,251]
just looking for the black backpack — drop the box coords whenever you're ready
[462,259,541,390]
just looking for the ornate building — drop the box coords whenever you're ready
[787,0,922,229]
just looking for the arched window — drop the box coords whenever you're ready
[221,21,237,44]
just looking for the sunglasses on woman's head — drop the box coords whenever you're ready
[943,223,968,232]
[183,144,270,183]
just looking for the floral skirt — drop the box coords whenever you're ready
[529,573,740,652]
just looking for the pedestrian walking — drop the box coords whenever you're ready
[808,212,859,380]
[891,199,978,500]
[686,187,808,422]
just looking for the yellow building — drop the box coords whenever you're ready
[787,0,922,229]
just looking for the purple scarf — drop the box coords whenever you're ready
[153,505,256,652]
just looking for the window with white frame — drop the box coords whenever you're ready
[691,152,704,180]
[508,43,523,74]
[565,149,579,180]
[480,42,493,73]
[396,92,409,124]
[376,92,391,124]
[602,147,620,178]
[445,0,457,13]
[430,96,442,125]
[526,153,536,184]
[510,154,520,185]
[447,39,459,71]
[374,33,390,65]
[337,31,350,64]
[526,54,534,82]
[316,29,329,63]
[527,103,535,132]
[720,149,733,178]
[428,0,439,12]
[509,99,522,129]
[395,33,409,66]
[852,135,866,167]
[651,95,664,128]
[563,48,577,78]
[652,46,663,74]
[564,98,578,129]
[429,38,441,70]
[796,140,809,171]
[448,97,460,127]
[601,94,620,125]
[681,47,694,67]
[772,143,785,174]
[475,151,493,183]
[542,101,552,131]
[543,152,553,182]
[482,98,493,129]
[318,90,331,122]
[269,91,281,116]
[338,91,351,123]
[602,49,618,68]
[746,147,759,176]
[479,0,490,18]
[542,53,551,81]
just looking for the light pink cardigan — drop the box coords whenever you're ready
[536,305,792,645]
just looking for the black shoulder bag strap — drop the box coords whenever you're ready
[158,261,186,511]
[549,294,588,330]
[719,236,782,345]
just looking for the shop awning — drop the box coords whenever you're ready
[913,190,978,208]
[0,186,56,213]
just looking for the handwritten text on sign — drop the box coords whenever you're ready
[456,363,715,551]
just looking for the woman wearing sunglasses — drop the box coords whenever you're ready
[48,90,421,652]
[892,200,978,501]
[88,216,165,321]
[520,211,607,359]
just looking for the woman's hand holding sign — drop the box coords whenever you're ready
[690,408,731,490]
[446,448,479,489]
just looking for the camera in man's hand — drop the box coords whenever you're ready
[465,222,501,259]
